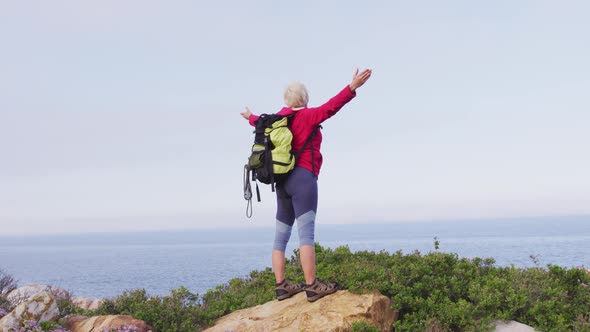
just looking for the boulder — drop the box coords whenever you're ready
[0,291,59,332]
[203,290,396,332]
[491,320,539,332]
[7,285,69,306]
[71,297,103,311]
[8,285,102,311]
[64,315,153,332]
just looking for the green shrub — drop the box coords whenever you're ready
[200,267,276,321]
[0,268,17,315]
[351,319,381,332]
[57,297,92,317]
[297,244,590,332]
[95,286,206,332]
[39,321,60,331]
[8,242,590,332]
[94,244,590,331]
[92,268,277,332]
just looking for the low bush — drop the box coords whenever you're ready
[5,242,590,331]
[0,268,17,316]
[190,243,590,331]
[308,243,590,331]
[94,287,205,332]
[351,319,381,332]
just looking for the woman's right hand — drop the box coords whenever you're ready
[349,68,372,92]
[240,107,253,120]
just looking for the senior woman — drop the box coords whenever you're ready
[240,68,372,302]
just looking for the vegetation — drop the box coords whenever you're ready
[0,268,18,315]
[94,287,205,332]
[2,242,590,331]
[351,319,381,332]
[310,244,590,331]
[89,242,590,331]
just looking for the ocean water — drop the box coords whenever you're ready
[0,216,588,299]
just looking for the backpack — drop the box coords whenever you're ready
[243,113,320,218]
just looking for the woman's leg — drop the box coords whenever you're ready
[299,244,316,284]
[284,167,337,301]
[273,183,295,283]
[285,168,319,285]
[272,181,306,301]
[272,249,286,283]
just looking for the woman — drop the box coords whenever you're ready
[240,68,372,302]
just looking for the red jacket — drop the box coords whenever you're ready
[249,86,356,177]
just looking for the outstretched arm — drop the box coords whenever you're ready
[305,68,373,125]
[240,106,260,126]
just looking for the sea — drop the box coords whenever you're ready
[0,216,588,300]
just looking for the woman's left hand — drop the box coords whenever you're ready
[240,107,253,120]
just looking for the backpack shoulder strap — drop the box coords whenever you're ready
[293,124,321,159]
[254,113,287,144]
[289,112,322,173]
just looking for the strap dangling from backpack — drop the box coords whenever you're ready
[255,181,261,202]
[243,164,253,218]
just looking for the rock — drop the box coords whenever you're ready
[491,320,539,332]
[8,285,102,311]
[64,315,153,332]
[63,315,87,327]
[0,291,60,332]
[71,297,103,311]
[7,285,69,306]
[203,290,396,332]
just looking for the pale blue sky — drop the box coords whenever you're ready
[1,1,589,235]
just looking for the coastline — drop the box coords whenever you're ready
[1,216,589,299]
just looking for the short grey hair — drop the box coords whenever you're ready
[283,82,309,108]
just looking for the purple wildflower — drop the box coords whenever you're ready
[10,320,43,332]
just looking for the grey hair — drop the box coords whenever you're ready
[283,82,309,108]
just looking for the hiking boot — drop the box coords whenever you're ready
[304,278,338,302]
[275,279,304,301]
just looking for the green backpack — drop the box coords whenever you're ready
[243,113,320,217]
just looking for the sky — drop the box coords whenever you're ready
[1,1,589,235]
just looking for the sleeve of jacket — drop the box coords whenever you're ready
[305,86,356,126]
[248,114,259,127]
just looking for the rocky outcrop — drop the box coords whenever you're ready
[491,320,539,332]
[203,290,396,332]
[71,297,103,311]
[0,291,60,332]
[7,285,69,306]
[64,315,153,332]
[7,285,102,312]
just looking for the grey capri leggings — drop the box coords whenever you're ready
[273,167,318,252]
